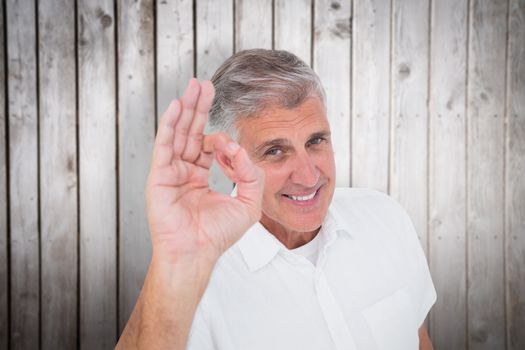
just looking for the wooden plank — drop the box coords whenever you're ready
[196,0,233,81]
[156,0,194,119]
[78,0,117,347]
[235,0,272,51]
[6,0,39,348]
[428,0,468,348]
[117,0,155,335]
[313,0,351,187]
[0,0,8,348]
[467,1,507,348]
[390,0,430,254]
[506,0,525,348]
[196,0,233,194]
[274,0,311,64]
[351,0,391,192]
[38,0,78,348]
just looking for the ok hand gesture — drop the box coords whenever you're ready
[146,78,264,262]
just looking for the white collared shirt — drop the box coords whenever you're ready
[187,188,437,350]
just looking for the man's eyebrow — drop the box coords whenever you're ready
[309,130,331,139]
[254,131,332,153]
[254,138,291,153]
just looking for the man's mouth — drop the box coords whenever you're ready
[282,188,320,202]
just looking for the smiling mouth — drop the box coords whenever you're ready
[282,188,319,202]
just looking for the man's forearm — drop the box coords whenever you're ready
[419,325,433,350]
[116,253,216,349]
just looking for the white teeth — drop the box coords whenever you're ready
[289,191,316,201]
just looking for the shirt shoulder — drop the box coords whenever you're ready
[332,187,403,209]
[331,187,412,237]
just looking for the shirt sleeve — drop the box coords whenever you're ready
[187,303,215,350]
[395,200,437,327]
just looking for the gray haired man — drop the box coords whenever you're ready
[116,49,436,350]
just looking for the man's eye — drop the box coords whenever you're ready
[265,148,282,156]
[308,137,325,146]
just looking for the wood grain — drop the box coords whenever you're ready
[506,0,525,348]
[117,0,155,335]
[235,0,272,51]
[0,0,7,347]
[6,0,39,348]
[467,1,507,348]
[196,0,234,194]
[313,0,351,187]
[428,0,468,348]
[156,0,194,119]
[78,0,117,348]
[0,2,522,348]
[274,0,312,65]
[38,0,78,348]
[390,0,430,256]
[351,0,391,191]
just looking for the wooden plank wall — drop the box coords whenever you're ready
[78,0,117,348]
[39,0,78,349]
[0,0,523,349]
[0,0,7,348]
[429,0,469,348]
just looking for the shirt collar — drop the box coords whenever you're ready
[236,199,353,272]
[319,203,353,249]
[236,222,283,272]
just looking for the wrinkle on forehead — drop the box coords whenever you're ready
[236,97,329,145]
[250,113,320,132]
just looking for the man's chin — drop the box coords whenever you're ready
[280,215,325,234]
[260,211,322,233]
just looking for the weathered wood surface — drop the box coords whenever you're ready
[78,0,117,348]
[38,0,78,349]
[467,0,507,348]
[429,0,469,349]
[117,0,155,335]
[156,0,194,119]
[274,0,311,65]
[0,0,8,348]
[235,0,272,51]
[390,0,430,255]
[506,0,525,348]
[0,0,523,348]
[197,0,234,194]
[351,0,391,192]
[313,0,351,187]
[6,0,40,348]
[196,0,233,82]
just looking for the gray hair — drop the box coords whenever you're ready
[208,49,326,139]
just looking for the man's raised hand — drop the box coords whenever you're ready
[146,78,264,262]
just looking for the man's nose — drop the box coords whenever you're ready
[290,152,320,187]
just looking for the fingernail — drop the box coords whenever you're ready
[227,142,240,153]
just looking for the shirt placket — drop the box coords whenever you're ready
[315,237,358,350]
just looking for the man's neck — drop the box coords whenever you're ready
[259,219,321,249]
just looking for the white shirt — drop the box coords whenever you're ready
[187,188,437,350]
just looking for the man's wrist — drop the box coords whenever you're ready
[136,250,217,349]
[149,246,218,293]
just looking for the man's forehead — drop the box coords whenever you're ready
[236,98,329,143]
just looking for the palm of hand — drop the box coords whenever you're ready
[146,79,263,260]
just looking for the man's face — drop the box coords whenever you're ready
[237,97,336,239]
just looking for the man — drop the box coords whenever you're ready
[117,49,436,349]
